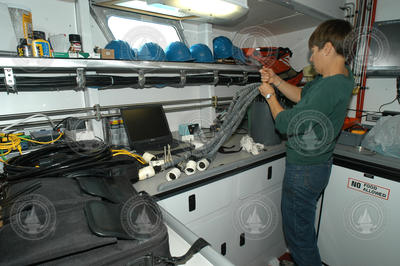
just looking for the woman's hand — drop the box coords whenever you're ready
[258,82,275,98]
[259,67,281,85]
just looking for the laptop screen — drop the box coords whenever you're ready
[120,105,173,151]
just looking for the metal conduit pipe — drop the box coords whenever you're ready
[0,97,233,122]
[0,102,232,130]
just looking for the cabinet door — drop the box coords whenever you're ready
[187,186,286,266]
[158,176,234,225]
[229,187,286,266]
[236,157,285,199]
[318,165,400,266]
[186,209,235,260]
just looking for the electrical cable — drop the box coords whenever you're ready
[161,83,261,170]
[111,149,146,164]
[1,113,56,132]
[3,141,111,182]
[378,97,398,113]
[2,140,144,184]
[0,132,63,164]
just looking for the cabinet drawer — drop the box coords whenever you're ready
[158,177,233,224]
[236,157,285,199]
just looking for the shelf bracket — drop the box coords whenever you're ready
[179,70,187,87]
[4,68,17,94]
[242,71,248,85]
[212,96,218,108]
[93,104,101,121]
[138,70,145,88]
[76,68,86,90]
[213,70,219,86]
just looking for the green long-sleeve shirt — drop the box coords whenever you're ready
[275,68,354,165]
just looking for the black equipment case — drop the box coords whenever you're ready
[0,144,208,266]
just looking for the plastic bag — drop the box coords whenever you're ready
[361,115,400,159]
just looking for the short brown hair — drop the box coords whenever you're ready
[308,19,353,56]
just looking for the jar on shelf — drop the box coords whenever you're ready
[69,34,82,53]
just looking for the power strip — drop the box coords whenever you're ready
[365,113,382,122]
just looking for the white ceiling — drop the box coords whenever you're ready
[213,0,323,35]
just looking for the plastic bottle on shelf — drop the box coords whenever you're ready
[17,38,32,57]
[119,119,130,149]
[32,31,52,57]
[109,118,120,147]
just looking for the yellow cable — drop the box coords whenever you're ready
[111,149,146,164]
[0,132,63,163]
[113,153,146,164]
[19,132,64,144]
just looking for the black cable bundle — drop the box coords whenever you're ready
[3,140,114,183]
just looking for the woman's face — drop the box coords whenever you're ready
[309,45,324,74]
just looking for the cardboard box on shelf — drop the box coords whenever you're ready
[100,49,114,59]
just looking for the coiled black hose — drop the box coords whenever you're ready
[3,140,114,182]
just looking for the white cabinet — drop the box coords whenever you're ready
[236,158,285,199]
[158,176,234,225]
[159,157,287,266]
[318,165,400,266]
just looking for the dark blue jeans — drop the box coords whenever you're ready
[281,159,332,266]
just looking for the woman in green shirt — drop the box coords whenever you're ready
[259,19,354,266]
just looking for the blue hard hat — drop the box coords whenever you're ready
[165,41,194,62]
[190,43,214,63]
[213,36,233,59]
[105,40,136,60]
[232,46,247,64]
[137,42,166,61]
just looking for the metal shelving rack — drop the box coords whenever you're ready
[1,57,261,93]
[0,57,260,73]
[0,57,258,128]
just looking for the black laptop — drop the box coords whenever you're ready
[120,104,178,152]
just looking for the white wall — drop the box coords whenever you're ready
[0,0,83,121]
[0,0,78,36]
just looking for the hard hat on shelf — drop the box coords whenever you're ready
[190,43,214,63]
[232,46,248,64]
[137,42,166,61]
[213,36,233,59]
[105,40,136,60]
[165,41,194,62]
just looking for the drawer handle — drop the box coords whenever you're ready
[267,166,272,180]
[364,173,374,179]
[188,194,196,212]
[240,233,245,246]
[221,242,226,256]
